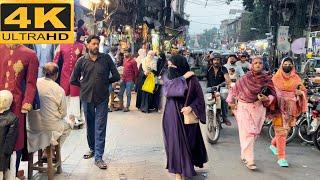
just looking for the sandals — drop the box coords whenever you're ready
[223,119,232,126]
[246,163,257,170]
[95,160,108,169]
[241,158,248,164]
[241,158,257,170]
[83,150,94,159]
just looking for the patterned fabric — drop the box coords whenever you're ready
[272,60,306,92]
[272,60,308,128]
[0,45,39,150]
[53,42,86,96]
[230,71,276,103]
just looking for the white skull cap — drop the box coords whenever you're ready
[0,90,13,113]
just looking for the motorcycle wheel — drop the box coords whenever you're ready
[268,124,297,144]
[206,110,221,144]
[313,126,320,151]
[298,118,314,144]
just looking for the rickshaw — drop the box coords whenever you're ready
[189,49,207,80]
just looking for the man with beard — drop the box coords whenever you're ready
[207,53,232,126]
[224,54,245,80]
[71,35,120,169]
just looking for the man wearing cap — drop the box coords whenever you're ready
[207,53,232,126]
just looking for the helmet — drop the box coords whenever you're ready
[210,52,222,60]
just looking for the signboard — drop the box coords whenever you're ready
[277,26,290,52]
[0,0,74,44]
[291,38,306,54]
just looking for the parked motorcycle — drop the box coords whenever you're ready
[267,77,320,144]
[267,119,297,144]
[205,83,228,144]
[313,121,320,151]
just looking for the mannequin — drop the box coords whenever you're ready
[0,90,18,180]
[0,44,39,179]
[53,32,86,127]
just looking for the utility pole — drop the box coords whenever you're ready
[205,0,208,8]
[306,0,315,50]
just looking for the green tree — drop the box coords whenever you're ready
[230,0,271,41]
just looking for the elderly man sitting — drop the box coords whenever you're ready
[27,62,71,160]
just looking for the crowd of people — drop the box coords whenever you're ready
[162,52,307,179]
[0,29,309,180]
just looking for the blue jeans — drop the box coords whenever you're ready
[82,101,108,161]
[118,81,134,108]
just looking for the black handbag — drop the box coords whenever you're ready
[260,86,272,96]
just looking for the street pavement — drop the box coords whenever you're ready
[21,93,320,180]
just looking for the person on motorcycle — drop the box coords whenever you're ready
[207,53,232,126]
[224,54,245,80]
[236,54,250,73]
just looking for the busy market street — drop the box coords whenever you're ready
[0,0,320,180]
[18,93,320,180]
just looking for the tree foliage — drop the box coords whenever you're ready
[229,0,271,41]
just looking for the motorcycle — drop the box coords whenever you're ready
[267,77,320,144]
[313,120,320,151]
[205,82,228,144]
[267,118,297,144]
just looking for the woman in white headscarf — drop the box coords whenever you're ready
[142,50,157,74]
[136,51,158,113]
[135,48,147,69]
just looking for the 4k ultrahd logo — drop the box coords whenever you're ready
[0,0,74,44]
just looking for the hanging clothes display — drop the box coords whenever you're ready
[53,41,86,125]
[0,44,39,151]
[33,44,56,77]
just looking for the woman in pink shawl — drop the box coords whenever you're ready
[270,57,307,167]
[226,56,277,170]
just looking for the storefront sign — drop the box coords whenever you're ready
[0,0,74,44]
[291,38,306,54]
[277,26,290,52]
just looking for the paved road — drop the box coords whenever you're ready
[21,94,320,180]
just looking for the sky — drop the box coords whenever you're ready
[184,0,244,35]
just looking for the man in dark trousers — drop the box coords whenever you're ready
[71,35,120,169]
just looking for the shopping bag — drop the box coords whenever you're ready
[142,73,156,94]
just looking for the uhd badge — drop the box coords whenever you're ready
[0,0,74,44]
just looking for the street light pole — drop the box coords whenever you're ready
[306,0,315,51]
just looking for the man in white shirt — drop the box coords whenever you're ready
[236,54,251,73]
[224,54,245,80]
[36,62,71,158]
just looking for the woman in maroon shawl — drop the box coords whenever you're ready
[226,56,277,170]
[162,55,208,179]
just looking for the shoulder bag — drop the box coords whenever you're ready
[183,79,199,124]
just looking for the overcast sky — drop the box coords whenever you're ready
[185,0,243,34]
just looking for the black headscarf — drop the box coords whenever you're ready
[157,53,167,76]
[168,55,190,80]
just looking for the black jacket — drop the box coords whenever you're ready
[0,111,18,172]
